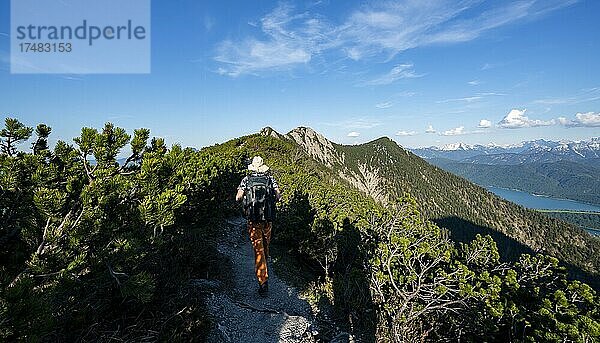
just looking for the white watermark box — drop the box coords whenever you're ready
[10,0,151,74]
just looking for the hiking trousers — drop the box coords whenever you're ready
[247,221,272,286]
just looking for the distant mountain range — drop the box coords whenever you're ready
[410,137,600,206]
[412,137,600,167]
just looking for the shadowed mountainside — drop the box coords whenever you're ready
[277,127,600,280]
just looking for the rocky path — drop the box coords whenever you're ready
[203,217,319,343]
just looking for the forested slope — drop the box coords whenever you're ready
[286,127,600,280]
[429,158,600,206]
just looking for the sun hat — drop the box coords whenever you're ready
[248,156,269,173]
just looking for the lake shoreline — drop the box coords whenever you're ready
[486,186,600,237]
[485,185,600,208]
[486,186,600,212]
[536,209,600,215]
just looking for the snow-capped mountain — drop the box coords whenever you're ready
[411,137,600,164]
[439,142,475,151]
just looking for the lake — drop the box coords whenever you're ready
[487,187,600,212]
[487,187,600,236]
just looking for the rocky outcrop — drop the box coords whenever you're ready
[260,127,286,140]
[338,163,388,205]
[263,126,388,204]
[286,127,345,168]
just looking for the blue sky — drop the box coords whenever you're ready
[0,0,599,149]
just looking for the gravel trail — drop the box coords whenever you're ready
[203,217,319,343]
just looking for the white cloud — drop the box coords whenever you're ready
[395,130,417,136]
[558,112,600,127]
[478,119,492,128]
[214,3,335,76]
[439,126,466,136]
[215,40,311,77]
[425,125,436,134]
[347,131,360,137]
[339,0,577,60]
[365,63,422,86]
[468,80,481,86]
[344,1,529,59]
[497,109,555,129]
[375,101,393,109]
[214,1,576,77]
[396,91,416,97]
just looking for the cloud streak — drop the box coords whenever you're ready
[375,101,393,109]
[214,1,576,76]
[437,92,506,103]
[533,87,600,106]
[396,130,418,136]
[214,3,335,76]
[437,96,483,103]
[364,63,423,86]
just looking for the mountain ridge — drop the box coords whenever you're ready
[4,117,598,342]
[260,126,600,281]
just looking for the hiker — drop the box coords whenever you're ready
[236,156,281,296]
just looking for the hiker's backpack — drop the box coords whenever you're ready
[243,174,276,221]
